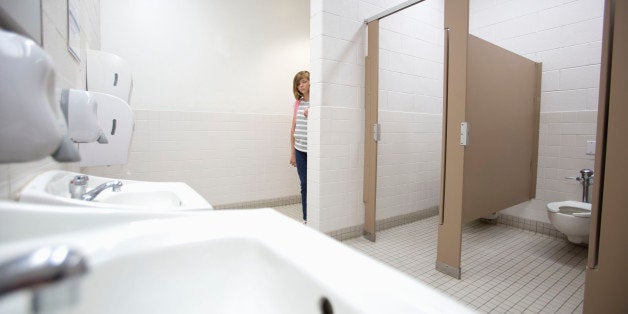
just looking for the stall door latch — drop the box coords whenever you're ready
[460,122,469,146]
[373,123,381,142]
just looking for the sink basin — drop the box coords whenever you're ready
[0,200,200,242]
[17,170,212,211]
[0,206,472,314]
[95,189,181,207]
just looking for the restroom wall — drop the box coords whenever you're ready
[0,0,100,200]
[469,0,603,203]
[309,0,424,232]
[85,0,310,205]
[86,110,296,205]
[376,2,444,221]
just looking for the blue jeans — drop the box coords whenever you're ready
[295,149,307,221]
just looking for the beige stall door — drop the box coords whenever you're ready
[437,0,541,278]
[462,36,541,224]
[584,0,628,312]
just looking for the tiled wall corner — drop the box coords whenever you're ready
[376,205,439,232]
[327,205,439,241]
[317,107,365,233]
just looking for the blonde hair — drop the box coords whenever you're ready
[292,70,310,100]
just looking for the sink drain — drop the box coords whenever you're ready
[319,297,333,314]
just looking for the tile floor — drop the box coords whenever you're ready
[271,204,587,313]
[271,203,305,222]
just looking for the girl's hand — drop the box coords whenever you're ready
[290,154,296,167]
[304,108,309,118]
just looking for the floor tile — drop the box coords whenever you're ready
[271,205,587,313]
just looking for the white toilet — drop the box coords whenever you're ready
[546,201,591,244]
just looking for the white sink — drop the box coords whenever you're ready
[95,189,181,208]
[17,170,212,211]
[0,201,199,242]
[0,206,472,314]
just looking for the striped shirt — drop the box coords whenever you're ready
[294,100,309,153]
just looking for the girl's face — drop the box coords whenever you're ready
[298,78,310,95]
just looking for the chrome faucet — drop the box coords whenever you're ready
[565,169,594,203]
[0,246,88,296]
[69,175,123,201]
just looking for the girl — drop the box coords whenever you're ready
[290,71,310,224]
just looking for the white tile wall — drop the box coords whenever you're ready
[376,1,443,221]
[100,0,309,115]
[377,112,442,220]
[470,0,604,111]
[537,111,596,202]
[313,107,365,232]
[83,110,300,206]
[0,0,100,200]
[86,0,309,208]
[311,0,442,233]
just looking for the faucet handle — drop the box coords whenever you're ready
[69,175,89,199]
[112,181,122,192]
[71,175,89,186]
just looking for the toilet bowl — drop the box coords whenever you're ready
[546,201,591,244]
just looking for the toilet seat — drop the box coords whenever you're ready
[547,201,591,218]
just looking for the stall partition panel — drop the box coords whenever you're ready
[436,0,468,279]
[461,35,541,224]
[363,20,379,242]
[584,0,628,312]
[437,0,541,278]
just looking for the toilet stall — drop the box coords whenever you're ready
[362,0,541,278]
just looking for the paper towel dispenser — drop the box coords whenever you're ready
[77,92,134,167]
[86,50,133,103]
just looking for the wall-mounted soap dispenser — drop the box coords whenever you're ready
[0,30,80,163]
[86,50,133,103]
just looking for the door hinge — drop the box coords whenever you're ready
[460,122,469,146]
[373,123,381,142]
